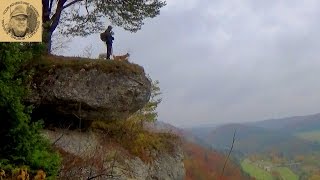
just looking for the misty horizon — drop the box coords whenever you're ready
[57,0,320,128]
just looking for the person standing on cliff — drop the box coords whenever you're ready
[104,25,114,59]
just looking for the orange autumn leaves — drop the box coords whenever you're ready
[183,142,252,180]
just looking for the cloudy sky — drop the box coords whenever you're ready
[59,0,320,128]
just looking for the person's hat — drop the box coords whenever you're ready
[11,5,28,17]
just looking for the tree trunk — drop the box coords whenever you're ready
[42,0,66,54]
[47,32,52,54]
[42,27,53,54]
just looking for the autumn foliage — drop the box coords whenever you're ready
[183,142,252,180]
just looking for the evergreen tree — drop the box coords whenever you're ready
[42,0,167,53]
[131,75,162,126]
[0,43,60,176]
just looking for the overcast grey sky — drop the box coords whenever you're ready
[59,0,320,128]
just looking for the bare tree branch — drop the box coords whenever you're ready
[51,31,72,55]
[62,0,85,9]
[86,173,109,180]
[52,124,72,145]
[110,150,118,176]
[82,44,93,58]
[220,129,236,179]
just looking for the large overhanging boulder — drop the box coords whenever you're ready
[26,55,151,125]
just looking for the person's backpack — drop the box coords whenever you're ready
[100,31,108,42]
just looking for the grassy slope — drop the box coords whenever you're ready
[241,159,273,180]
[296,130,320,143]
[30,54,146,77]
[275,167,299,180]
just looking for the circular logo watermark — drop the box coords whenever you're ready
[1,1,40,40]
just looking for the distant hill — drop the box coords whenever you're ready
[184,123,221,141]
[146,121,212,147]
[248,113,320,133]
[187,113,320,157]
[204,123,319,156]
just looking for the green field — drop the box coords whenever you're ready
[296,130,320,143]
[241,159,299,180]
[275,167,299,180]
[241,159,273,180]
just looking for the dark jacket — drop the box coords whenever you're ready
[105,31,114,46]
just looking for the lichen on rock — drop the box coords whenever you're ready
[26,55,152,126]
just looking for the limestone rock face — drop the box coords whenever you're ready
[127,150,185,180]
[27,58,151,123]
[42,129,185,180]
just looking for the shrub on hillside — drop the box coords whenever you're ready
[0,43,61,177]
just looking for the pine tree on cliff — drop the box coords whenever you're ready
[140,78,162,122]
[130,76,162,126]
[42,0,166,53]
